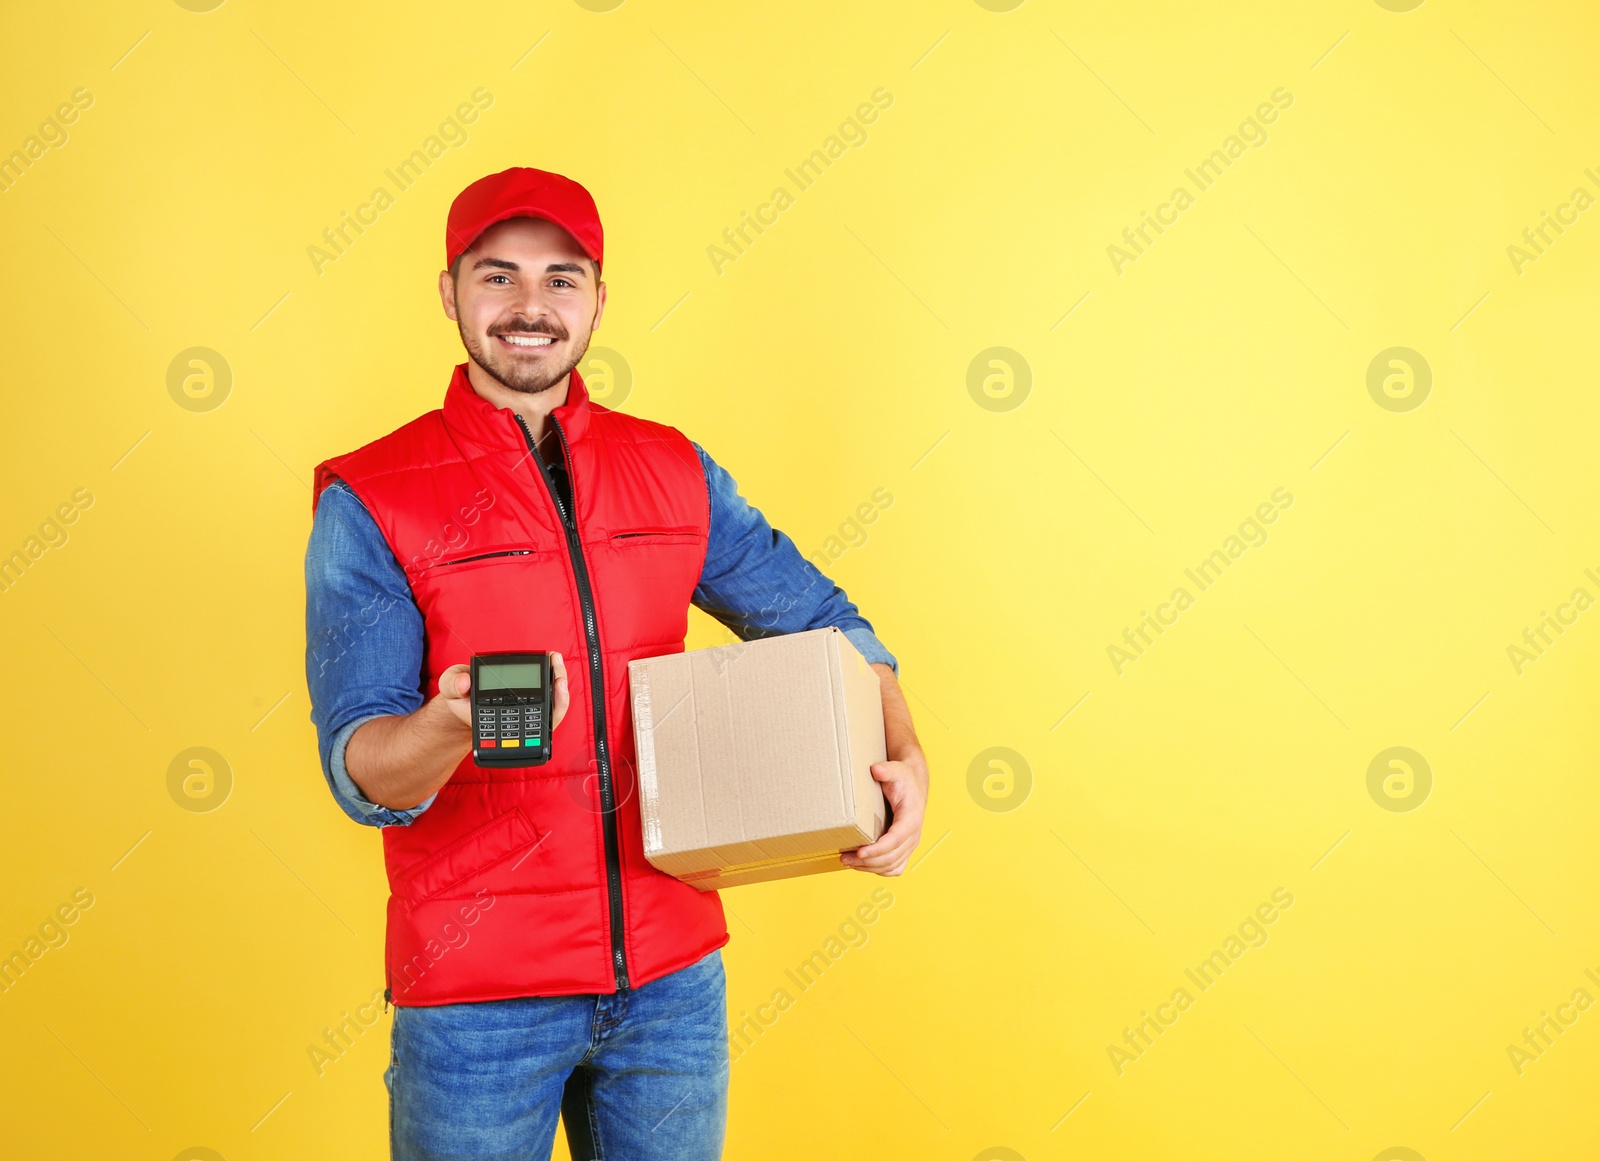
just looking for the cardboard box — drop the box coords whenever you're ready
[628,626,888,890]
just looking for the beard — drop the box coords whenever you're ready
[460,316,593,395]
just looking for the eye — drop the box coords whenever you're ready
[487,273,511,285]
[550,277,574,288]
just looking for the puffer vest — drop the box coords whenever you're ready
[312,363,728,1005]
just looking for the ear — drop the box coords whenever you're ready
[590,280,607,333]
[439,269,459,322]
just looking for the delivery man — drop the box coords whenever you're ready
[303,166,929,1161]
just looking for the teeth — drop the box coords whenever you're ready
[502,335,554,347]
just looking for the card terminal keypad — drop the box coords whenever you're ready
[475,696,543,749]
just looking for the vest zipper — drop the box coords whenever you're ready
[431,549,532,568]
[513,411,631,992]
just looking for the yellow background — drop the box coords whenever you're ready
[2,0,1597,1158]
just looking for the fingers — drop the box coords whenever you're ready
[840,842,911,875]
[550,652,570,729]
[856,812,916,856]
[438,663,471,699]
[872,758,930,798]
[840,815,921,875]
[848,834,912,868]
[870,760,904,782]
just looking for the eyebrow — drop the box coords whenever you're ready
[471,257,589,277]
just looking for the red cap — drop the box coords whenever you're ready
[445,166,604,274]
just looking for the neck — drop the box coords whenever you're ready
[464,361,571,445]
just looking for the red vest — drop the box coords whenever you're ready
[312,363,728,1005]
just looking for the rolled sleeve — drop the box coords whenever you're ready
[842,627,898,672]
[329,714,438,826]
[690,442,899,676]
[305,480,434,827]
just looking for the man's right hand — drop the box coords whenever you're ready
[433,651,571,731]
[348,652,571,810]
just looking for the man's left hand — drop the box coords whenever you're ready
[840,749,928,876]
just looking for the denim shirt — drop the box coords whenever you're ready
[304,440,898,827]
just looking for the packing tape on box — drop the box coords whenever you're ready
[632,668,664,854]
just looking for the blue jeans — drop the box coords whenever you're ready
[386,948,728,1160]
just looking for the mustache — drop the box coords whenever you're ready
[491,321,567,339]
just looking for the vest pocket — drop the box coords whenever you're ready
[429,549,534,568]
[392,808,545,909]
[417,546,553,578]
[610,525,701,545]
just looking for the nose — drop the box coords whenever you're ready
[504,299,560,332]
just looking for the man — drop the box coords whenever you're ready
[303,166,929,1161]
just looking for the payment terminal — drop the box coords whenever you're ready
[470,652,553,767]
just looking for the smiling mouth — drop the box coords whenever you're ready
[496,333,559,350]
